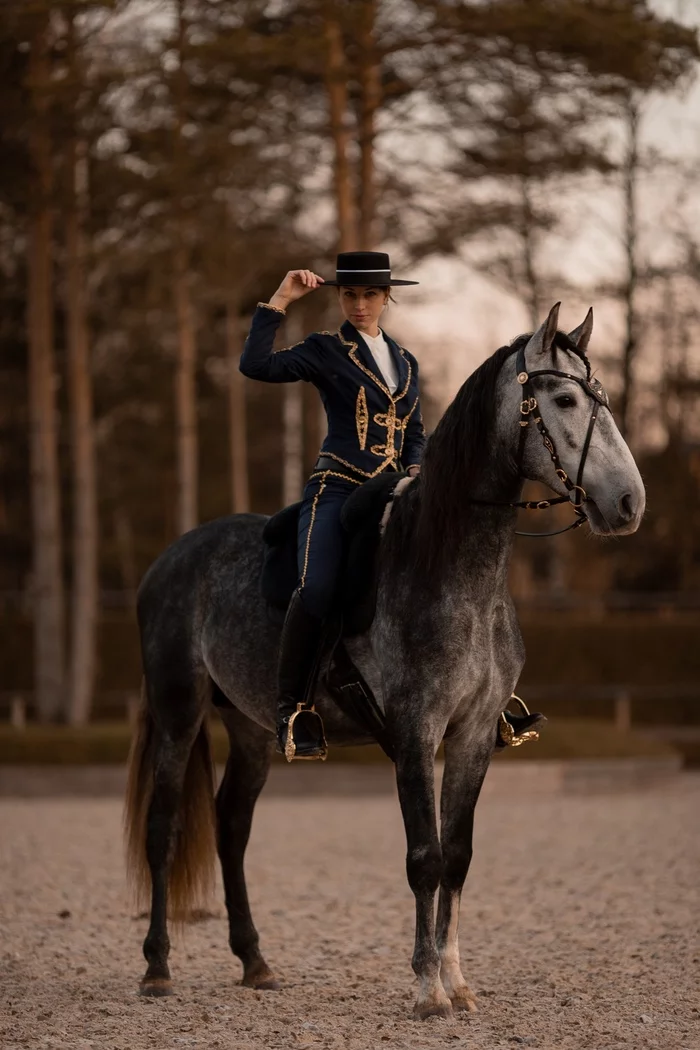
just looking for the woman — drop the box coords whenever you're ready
[240,251,424,759]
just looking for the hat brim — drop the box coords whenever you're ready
[323,277,418,287]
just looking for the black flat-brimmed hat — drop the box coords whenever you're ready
[323,251,418,287]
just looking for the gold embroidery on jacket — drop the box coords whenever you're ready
[257,301,286,315]
[355,387,369,450]
[336,329,412,405]
[319,449,394,478]
[371,403,398,459]
[396,396,419,460]
[274,341,305,355]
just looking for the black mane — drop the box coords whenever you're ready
[399,330,591,581]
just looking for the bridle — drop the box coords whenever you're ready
[468,334,611,538]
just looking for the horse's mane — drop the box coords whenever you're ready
[389,330,590,582]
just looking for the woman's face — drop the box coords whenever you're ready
[337,286,389,332]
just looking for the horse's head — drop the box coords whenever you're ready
[507,303,645,536]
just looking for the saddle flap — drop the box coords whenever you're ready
[262,501,302,545]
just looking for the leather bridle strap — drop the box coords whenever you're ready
[466,338,611,538]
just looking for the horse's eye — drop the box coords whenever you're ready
[555,395,575,408]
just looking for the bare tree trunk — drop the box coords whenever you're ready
[225,298,250,513]
[324,14,358,252]
[619,94,640,441]
[357,0,381,249]
[519,173,540,329]
[282,315,304,505]
[65,130,98,726]
[27,14,65,722]
[174,242,198,533]
[173,0,198,534]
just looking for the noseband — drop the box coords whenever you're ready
[470,335,611,538]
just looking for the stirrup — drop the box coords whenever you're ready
[283,704,328,763]
[497,694,541,747]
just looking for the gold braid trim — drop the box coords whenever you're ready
[274,340,305,355]
[318,450,395,478]
[308,470,362,486]
[257,301,286,315]
[355,387,369,450]
[300,472,327,590]
[335,329,412,406]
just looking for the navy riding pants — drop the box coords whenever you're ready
[296,472,359,619]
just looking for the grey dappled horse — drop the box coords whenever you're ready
[124,304,645,1019]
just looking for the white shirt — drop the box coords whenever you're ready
[362,329,399,394]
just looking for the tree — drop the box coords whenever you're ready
[63,10,98,725]
[26,9,66,721]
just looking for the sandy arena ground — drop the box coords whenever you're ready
[0,775,698,1050]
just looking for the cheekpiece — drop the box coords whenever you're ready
[323,251,419,287]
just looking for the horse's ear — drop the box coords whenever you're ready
[526,302,560,357]
[568,308,593,353]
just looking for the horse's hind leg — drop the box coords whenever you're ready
[435,730,491,1013]
[215,699,279,990]
[125,664,216,997]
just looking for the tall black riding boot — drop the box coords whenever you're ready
[276,589,329,761]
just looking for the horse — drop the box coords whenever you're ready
[124,303,645,1019]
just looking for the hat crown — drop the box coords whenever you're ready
[335,251,391,273]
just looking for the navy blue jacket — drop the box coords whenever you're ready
[240,303,426,477]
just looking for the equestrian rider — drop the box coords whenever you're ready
[240,250,543,759]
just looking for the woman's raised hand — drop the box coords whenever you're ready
[269,269,325,311]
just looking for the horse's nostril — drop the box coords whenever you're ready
[619,493,635,520]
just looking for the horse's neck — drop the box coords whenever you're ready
[444,506,517,595]
[442,457,522,591]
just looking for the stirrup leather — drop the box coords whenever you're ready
[284,704,328,763]
[498,693,541,747]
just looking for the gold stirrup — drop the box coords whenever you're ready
[285,704,328,762]
[498,693,541,747]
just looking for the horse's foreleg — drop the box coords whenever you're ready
[395,732,452,1020]
[435,732,492,1013]
[216,704,279,991]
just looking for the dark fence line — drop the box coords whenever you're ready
[2,683,700,733]
[3,591,700,613]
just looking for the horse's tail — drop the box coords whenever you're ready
[123,680,217,921]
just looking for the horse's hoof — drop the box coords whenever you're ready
[413,997,454,1021]
[450,987,478,1013]
[241,973,280,991]
[139,977,174,997]
[241,962,280,991]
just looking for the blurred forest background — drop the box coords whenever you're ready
[1,0,700,728]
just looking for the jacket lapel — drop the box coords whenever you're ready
[340,321,411,402]
[383,331,410,399]
[340,320,391,397]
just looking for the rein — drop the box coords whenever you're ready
[468,335,611,539]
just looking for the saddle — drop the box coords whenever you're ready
[260,472,409,760]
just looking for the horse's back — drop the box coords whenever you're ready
[137,513,268,633]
